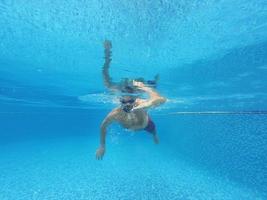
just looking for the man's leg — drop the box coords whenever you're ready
[144,118,159,144]
[150,129,159,144]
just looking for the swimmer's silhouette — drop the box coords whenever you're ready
[96,40,166,160]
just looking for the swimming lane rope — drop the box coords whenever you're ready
[155,111,267,116]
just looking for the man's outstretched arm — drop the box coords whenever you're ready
[96,109,118,160]
[102,40,119,91]
[132,81,166,110]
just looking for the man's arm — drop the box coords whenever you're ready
[102,40,120,91]
[96,109,118,160]
[133,81,166,110]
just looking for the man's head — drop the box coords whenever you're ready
[120,95,137,113]
[122,85,135,93]
[120,78,135,94]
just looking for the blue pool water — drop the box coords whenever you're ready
[1,1,267,199]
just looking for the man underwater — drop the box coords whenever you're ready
[96,80,166,159]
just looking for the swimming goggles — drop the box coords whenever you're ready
[120,98,135,104]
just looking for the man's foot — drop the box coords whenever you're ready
[146,74,159,87]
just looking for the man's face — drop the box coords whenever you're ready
[120,97,135,112]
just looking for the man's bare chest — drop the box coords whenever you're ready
[117,111,147,129]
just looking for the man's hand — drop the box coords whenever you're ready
[96,146,105,160]
[104,40,112,50]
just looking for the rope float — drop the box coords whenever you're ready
[155,111,267,116]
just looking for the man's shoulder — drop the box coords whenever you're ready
[107,108,124,122]
[109,108,122,117]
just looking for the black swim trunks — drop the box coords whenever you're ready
[144,116,156,134]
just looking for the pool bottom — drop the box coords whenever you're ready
[0,135,265,200]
